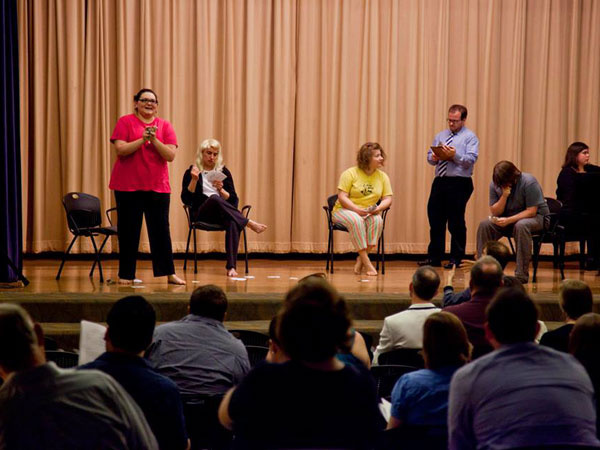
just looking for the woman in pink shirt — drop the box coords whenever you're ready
[109,88,185,285]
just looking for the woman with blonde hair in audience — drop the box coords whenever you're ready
[333,142,393,276]
[387,311,471,430]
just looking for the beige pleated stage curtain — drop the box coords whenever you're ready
[19,0,600,255]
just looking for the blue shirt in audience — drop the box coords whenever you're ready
[391,366,458,426]
[449,342,600,450]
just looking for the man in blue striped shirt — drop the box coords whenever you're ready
[419,104,479,269]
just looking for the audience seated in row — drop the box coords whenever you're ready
[0,304,158,449]
[449,287,600,449]
[219,277,381,449]
[145,285,250,450]
[540,279,593,352]
[78,295,189,450]
[373,266,441,364]
[388,311,471,429]
[443,256,504,358]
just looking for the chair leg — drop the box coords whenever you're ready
[183,227,192,271]
[193,228,198,274]
[88,235,104,283]
[381,232,385,275]
[532,239,541,283]
[507,237,516,255]
[376,237,380,271]
[579,240,586,270]
[243,228,249,274]
[325,230,331,272]
[329,231,335,274]
[90,234,111,277]
[559,241,566,280]
[56,235,78,280]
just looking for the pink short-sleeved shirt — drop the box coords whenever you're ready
[109,114,178,193]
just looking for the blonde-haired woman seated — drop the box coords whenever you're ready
[181,139,267,277]
[333,142,393,276]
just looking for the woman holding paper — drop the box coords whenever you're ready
[182,139,267,277]
[109,88,185,285]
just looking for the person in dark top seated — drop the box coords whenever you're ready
[570,312,600,437]
[218,277,381,449]
[388,311,471,429]
[540,279,593,352]
[79,296,189,450]
[443,240,510,307]
[181,138,267,277]
[556,141,600,270]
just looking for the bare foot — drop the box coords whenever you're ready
[354,256,363,275]
[227,268,238,277]
[168,274,186,285]
[247,220,267,234]
[365,265,378,276]
[118,278,133,285]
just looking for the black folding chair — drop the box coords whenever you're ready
[45,350,79,368]
[377,348,425,368]
[228,329,270,347]
[323,194,390,274]
[370,364,418,400]
[56,193,117,283]
[245,345,269,367]
[183,204,251,274]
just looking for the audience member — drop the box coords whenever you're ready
[146,285,250,450]
[387,312,470,429]
[570,312,600,437]
[79,296,189,450]
[373,266,441,364]
[449,288,599,449]
[265,315,288,363]
[218,277,381,449]
[0,304,158,450]
[443,256,503,357]
[443,240,510,307]
[476,160,549,283]
[540,279,593,352]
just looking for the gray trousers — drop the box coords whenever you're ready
[476,216,543,280]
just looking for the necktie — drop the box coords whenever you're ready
[438,133,454,177]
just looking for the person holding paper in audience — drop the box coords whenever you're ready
[181,139,267,277]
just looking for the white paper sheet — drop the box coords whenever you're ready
[378,398,391,422]
[204,170,227,182]
[78,320,107,365]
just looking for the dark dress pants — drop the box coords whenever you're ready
[560,210,600,265]
[427,176,474,262]
[115,190,175,279]
[194,195,249,270]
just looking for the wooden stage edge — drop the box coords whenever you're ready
[1,258,599,350]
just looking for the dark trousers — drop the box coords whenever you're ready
[194,195,249,270]
[560,211,600,263]
[183,396,233,450]
[427,176,474,261]
[114,190,175,279]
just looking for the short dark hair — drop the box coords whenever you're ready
[501,275,525,292]
[189,285,228,321]
[493,160,521,187]
[486,287,538,344]
[562,142,589,169]
[412,266,440,300]
[133,88,158,103]
[0,304,37,372]
[448,104,468,120]
[268,315,281,346]
[423,312,470,370]
[107,296,156,353]
[560,280,593,320]
[483,241,510,270]
[470,256,503,295]
[356,142,386,171]
[278,277,351,363]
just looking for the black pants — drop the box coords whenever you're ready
[427,176,474,261]
[194,195,249,270]
[115,190,175,279]
[560,210,600,263]
[182,396,233,450]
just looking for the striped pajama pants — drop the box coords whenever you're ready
[332,208,383,251]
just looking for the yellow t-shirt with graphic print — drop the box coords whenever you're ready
[333,167,393,212]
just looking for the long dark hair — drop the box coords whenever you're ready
[562,142,589,169]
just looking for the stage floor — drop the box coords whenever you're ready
[7,257,600,295]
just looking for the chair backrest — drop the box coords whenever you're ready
[378,348,425,368]
[244,345,269,367]
[370,364,419,400]
[45,350,79,368]
[228,329,270,347]
[327,194,338,211]
[62,192,102,232]
[545,197,562,215]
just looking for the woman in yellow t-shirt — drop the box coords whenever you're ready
[333,142,393,276]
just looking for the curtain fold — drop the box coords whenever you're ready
[18,0,600,255]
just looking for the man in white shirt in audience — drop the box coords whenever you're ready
[373,266,440,364]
